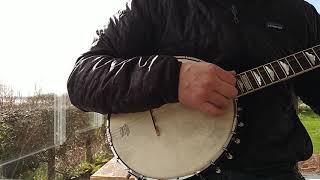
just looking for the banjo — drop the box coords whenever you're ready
[106,45,320,180]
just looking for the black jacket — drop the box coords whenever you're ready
[67,0,320,175]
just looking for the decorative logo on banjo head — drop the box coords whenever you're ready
[120,124,130,138]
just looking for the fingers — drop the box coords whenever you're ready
[213,65,237,86]
[229,70,237,76]
[214,79,238,99]
[204,65,238,99]
[178,62,238,117]
[200,102,225,116]
[207,92,233,109]
[203,76,238,99]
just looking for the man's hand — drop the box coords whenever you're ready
[178,62,238,116]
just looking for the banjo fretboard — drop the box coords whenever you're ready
[236,45,320,97]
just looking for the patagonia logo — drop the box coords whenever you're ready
[266,22,285,30]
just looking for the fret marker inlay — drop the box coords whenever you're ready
[241,75,252,90]
[305,52,316,65]
[279,61,290,75]
[234,44,320,98]
[265,66,275,81]
[237,80,245,93]
[253,71,262,86]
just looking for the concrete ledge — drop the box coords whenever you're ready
[304,176,320,180]
[91,158,136,180]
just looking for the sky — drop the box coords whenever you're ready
[0,0,319,96]
[0,0,125,96]
[308,0,320,11]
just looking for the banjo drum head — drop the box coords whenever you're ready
[108,102,236,179]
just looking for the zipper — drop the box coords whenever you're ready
[231,5,240,24]
[212,1,240,25]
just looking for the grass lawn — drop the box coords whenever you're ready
[299,109,320,154]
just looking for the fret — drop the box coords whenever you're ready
[294,52,312,70]
[312,45,320,63]
[279,59,295,76]
[235,44,320,98]
[286,56,303,73]
[269,63,281,80]
[301,52,314,67]
[257,66,272,85]
[246,71,260,89]
[252,69,266,86]
[264,64,279,82]
[240,73,253,91]
[270,61,286,79]
[293,55,304,70]
[305,48,320,66]
[236,77,246,94]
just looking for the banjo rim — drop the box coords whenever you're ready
[106,56,240,180]
[106,101,239,180]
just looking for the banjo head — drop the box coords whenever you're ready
[107,102,237,179]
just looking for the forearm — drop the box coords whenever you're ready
[67,52,181,114]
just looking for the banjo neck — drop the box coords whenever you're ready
[236,44,320,98]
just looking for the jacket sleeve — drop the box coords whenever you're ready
[294,2,320,115]
[67,0,181,114]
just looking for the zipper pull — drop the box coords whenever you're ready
[231,5,240,24]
